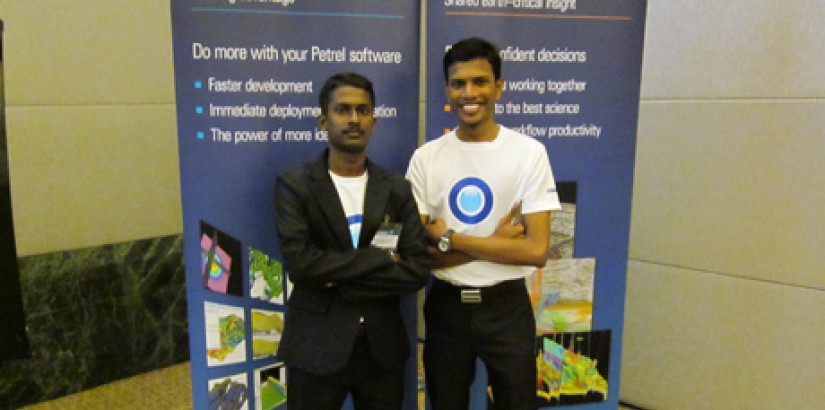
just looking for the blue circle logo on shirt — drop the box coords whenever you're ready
[449,177,493,224]
[347,214,363,247]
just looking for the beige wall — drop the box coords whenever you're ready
[0,1,181,256]
[622,1,825,409]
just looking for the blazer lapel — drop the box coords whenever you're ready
[359,161,391,248]
[307,152,353,250]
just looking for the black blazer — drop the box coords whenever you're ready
[274,150,430,375]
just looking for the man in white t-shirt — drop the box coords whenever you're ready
[407,37,561,410]
[275,72,430,410]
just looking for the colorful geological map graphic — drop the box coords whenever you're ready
[207,314,245,362]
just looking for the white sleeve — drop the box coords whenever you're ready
[405,150,430,217]
[521,147,562,214]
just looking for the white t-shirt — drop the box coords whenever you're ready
[406,126,561,286]
[329,171,368,248]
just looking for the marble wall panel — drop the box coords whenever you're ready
[0,235,188,409]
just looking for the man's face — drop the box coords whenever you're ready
[319,85,376,154]
[445,58,503,129]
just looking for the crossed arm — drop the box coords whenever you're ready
[423,204,550,269]
[275,174,429,299]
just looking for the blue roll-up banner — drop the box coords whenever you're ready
[426,2,646,409]
[171,1,420,409]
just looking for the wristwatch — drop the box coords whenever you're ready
[437,229,454,253]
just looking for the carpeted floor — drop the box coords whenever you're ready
[19,362,192,410]
[17,361,640,410]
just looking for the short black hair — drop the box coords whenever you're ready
[318,72,375,115]
[442,37,502,82]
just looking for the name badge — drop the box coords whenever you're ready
[371,216,402,250]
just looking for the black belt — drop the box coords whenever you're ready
[433,278,525,304]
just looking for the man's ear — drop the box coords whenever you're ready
[317,113,327,130]
[494,78,504,100]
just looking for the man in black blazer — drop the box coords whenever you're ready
[274,72,430,410]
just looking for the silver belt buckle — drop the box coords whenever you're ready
[460,289,482,304]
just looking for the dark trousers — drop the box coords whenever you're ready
[423,278,537,410]
[287,326,404,410]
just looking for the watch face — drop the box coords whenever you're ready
[438,238,450,252]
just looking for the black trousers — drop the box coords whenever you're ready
[423,278,537,410]
[287,326,404,410]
